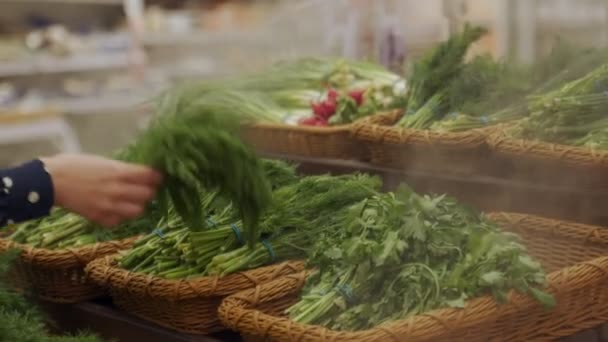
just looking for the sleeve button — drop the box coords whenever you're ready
[28,191,40,204]
[2,177,13,188]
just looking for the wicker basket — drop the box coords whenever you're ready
[242,122,366,161]
[219,213,608,342]
[351,111,489,175]
[0,236,138,303]
[487,129,608,188]
[85,257,305,334]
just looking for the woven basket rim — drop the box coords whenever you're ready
[351,110,490,146]
[86,256,306,300]
[487,127,608,166]
[221,253,608,341]
[218,212,608,341]
[0,236,140,267]
[248,122,351,133]
[486,212,608,245]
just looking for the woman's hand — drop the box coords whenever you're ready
[41,154,162,227]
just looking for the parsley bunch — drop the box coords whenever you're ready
[288,185,553,331]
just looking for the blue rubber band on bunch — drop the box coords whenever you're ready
[153,228,165,238]
[230,224,244,245]
[479,116,489,124]
[447,112,459,119]
[206,218,217,227]
[335,284,356,305]
[261,240,276,261]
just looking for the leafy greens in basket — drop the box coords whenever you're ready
[287,185,553,331]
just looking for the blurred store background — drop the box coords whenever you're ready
[0,0,607,166]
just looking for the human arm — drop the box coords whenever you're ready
[1,154,162,227]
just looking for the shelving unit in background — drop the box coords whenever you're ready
[443,0,608,62]
[0,0,160,160]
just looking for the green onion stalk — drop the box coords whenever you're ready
[183,89,287,124]
[118,160,299,279]
[269,89,323,109]
[241,57,336,91]
[118,206,234,278]
[531,64,608,103]
[204,228,309,276]
[573,128,608,149]
[503,64,608,143]
[203,175,382,276]
[428,53,608,134]
[325,59,401,90]
[187,221,246,269]
[397,92,446,129]
[510,92,608,143]
[429,103,528,132]
[9,206,163,249]
[18,212,89,248]
[119,174,380,280]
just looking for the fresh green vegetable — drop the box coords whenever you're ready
[9,205,163,249]
[508,64,608,147]
[0,250,104,341]
[119,173,381,278]
[400,23,486,124]
[205,174,381,276]
[10,91,275,249]
[431,41,608,132]
[287,185,552,331]
[161,57,403,128]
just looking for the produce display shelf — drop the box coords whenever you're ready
[0,52,131,78]
[41,298,607,342]
[54,92,152,115]
[38,154,608,341]
[41,299,242,342]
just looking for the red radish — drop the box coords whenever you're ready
[311,99,337,119]
[320,101,336,119]
[327,88,338,101]
[311,102,325,116]
[348,90,365,106]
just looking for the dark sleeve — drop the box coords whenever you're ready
[0,159,54,226]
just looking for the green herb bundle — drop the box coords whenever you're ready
[118,173,381,279]
[123,99,272,245]
[398,24,486,128]
[287,185,552,331]
[401,33,608,133]
[509,63,608,147]
[9,85,275,249]
[8,206,162,249]
[204,174,381,276]
[428,54,531,132]
[0,251,103,341]
[118,160,299,278]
